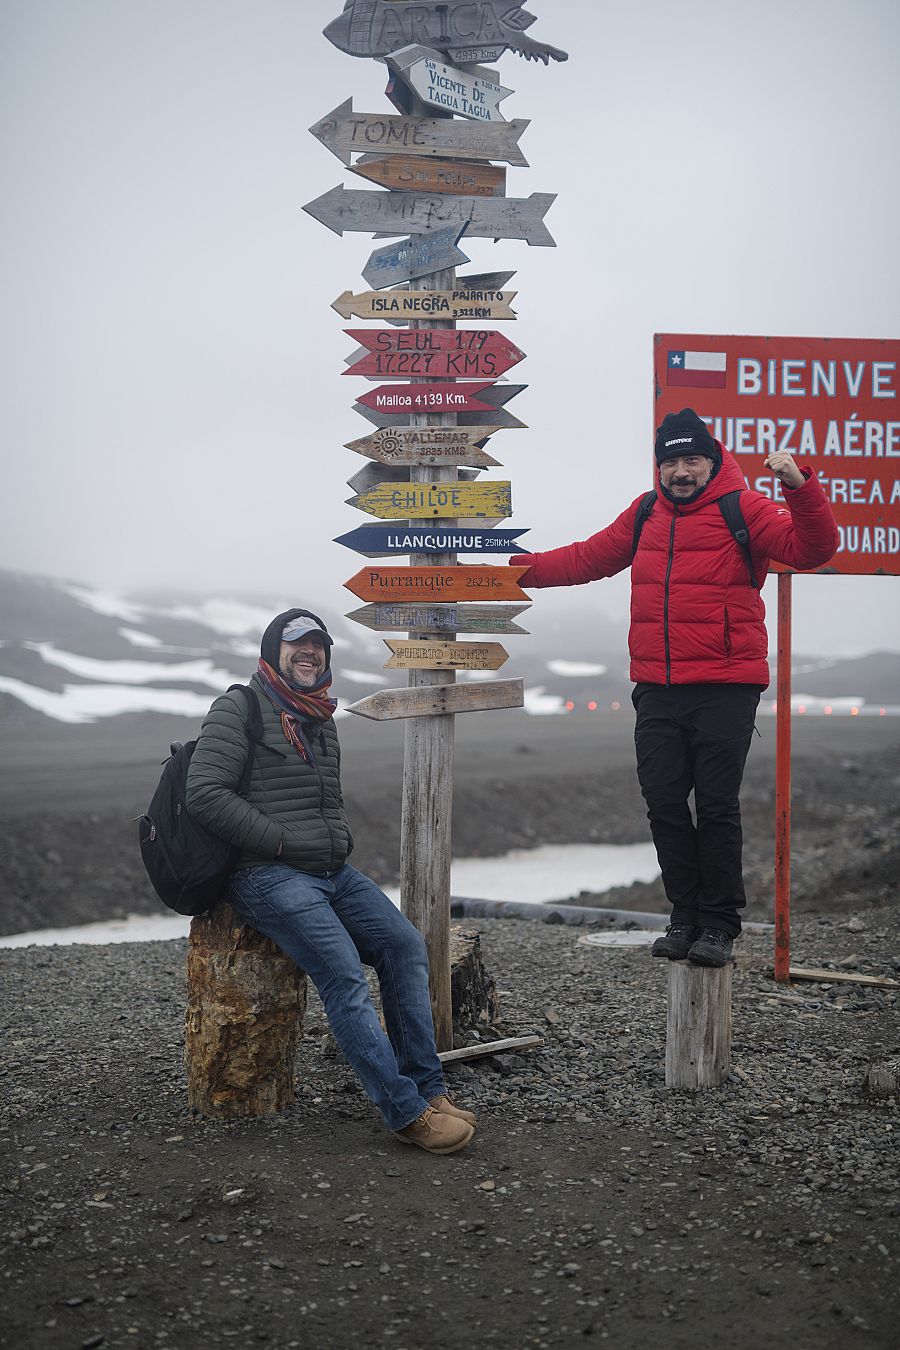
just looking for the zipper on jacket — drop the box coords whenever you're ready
[314,755,338,870]
[663,511,677,685]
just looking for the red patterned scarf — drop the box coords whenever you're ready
[256,659,337,761]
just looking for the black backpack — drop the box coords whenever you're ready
[631,489,760,588]
[137,685,264,915]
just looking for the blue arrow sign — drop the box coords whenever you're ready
[335,525,530,556]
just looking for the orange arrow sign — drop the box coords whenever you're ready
[344,565,529,604]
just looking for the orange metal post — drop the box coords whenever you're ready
[774,573,793,982]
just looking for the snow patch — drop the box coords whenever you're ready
[523,685,567,716]
[118,627,163,649]
[341,668,385,685]
[26,643,244,689]
[0,677,214,724]
[62,585,145,623]
[546,660,608,677]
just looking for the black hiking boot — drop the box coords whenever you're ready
[651,924,699,960]
[687,928,734,967]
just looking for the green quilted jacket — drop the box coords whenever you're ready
[184,673,353,874]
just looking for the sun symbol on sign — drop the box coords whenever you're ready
[381,436,401,459]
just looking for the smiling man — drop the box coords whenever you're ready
[510,409,838,965]
[185,607,475,1154]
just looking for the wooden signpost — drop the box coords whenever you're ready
[384,639,509,670]
[323,2,568,65]
[343,328,526,380]
[345,426,504,468]
[346,603,530,636]
[335,525,528,555]
[346,679,526,721]
[348,479,511,519]
[352,153,507,198]
[333,287,517,322]
[309,98,530,166]
[361,224,470,289]
[344,565,530,605]
[305,5,564,1053]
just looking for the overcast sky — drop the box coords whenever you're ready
[2,0,899,656]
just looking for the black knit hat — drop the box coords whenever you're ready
[654,408,720,465]
[259,607,333,670]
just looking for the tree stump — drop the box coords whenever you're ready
[665,961,732,1089]
[865,1058,900,1098]
[450,926,499,1033]
[185,902,307,1118]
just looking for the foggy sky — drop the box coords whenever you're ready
[2,0,899,657]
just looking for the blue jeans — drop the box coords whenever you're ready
[228,862,445,1131]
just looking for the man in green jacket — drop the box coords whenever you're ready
[185,606,475,1155]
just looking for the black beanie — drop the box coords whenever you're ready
[654,408,720,465]
[259,607,333,670]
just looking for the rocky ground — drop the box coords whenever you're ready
[2,903,898,1350]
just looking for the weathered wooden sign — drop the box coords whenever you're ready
[387,47,513,122]
[348,480,512,520]
[335,525,528,556]
[323,3,568,66]
[353,382,527,429]
[333,288,517,322]
[356,382,498,414]
[304,185,557,246]
[361,225,470,290]
[343,329,526,380]
[345,565,530,604]
[346,602,530,636]
[458,270,516,291]
[346,462,479,495]
[309,99,529,167]
[345,426,505,469]
[352,153,506,198]
[384,639,509,671]
[346,678,526,722]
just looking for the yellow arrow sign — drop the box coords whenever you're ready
[348,480,511,520]
[383,639,509,671]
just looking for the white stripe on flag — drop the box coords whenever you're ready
[684,350,727,372]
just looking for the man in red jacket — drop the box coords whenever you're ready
[510,408,838,966]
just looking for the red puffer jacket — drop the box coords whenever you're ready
[511,448,838,687]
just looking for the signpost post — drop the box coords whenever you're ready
[654,332,900,982]
[307,7,566,1049]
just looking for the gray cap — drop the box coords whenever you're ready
[281,620,328,643]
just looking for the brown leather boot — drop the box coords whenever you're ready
[428,1094,477,1128]
[395,1107,474,1155]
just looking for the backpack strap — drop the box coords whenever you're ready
[226,684,264,794]
[631,490,658,558]
[716,491,760,589]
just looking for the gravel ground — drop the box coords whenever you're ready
[2,905,898,1349]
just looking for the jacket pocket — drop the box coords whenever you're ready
[723,607,733,657]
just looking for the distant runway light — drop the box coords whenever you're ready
[611,700,621,711]
[851,706,860,715]
[824,705,833,715]
[565,700,575,712]
[797,704,806,714]
[587,701,597,711]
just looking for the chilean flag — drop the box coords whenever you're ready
[667,349,727,389]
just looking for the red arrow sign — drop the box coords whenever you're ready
[343,328,525,380]
[356,383,496,415]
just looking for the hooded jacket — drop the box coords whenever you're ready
[184,608,353,873]
[511,448,838,687]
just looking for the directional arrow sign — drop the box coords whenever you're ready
[343,329,526,381]
[356,382,497,415]
[346,603,530,636]
[351,153,506,198]
[361,224,470,290]
[353,383,527,429]
[335,525,528,556]
[333,288,517,322]
[345,566,529,604]
[387,48,513,123]
[309,99,529,167]
[304,184,557,247]
[348,480,512,520]
[345,679,525,722]
[345,426,505,469]
[384,639,509,671]
[458,270,516,291]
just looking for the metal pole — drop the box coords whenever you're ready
[773,572,792,982]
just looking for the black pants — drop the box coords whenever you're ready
[632,683,761,938]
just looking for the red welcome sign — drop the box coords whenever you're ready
[654,333,900,576]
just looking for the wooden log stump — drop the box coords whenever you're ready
[865,1058,900,1098]
[185,901,307,1119]
[450,926,500,1032]
[665,961,732,1090]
